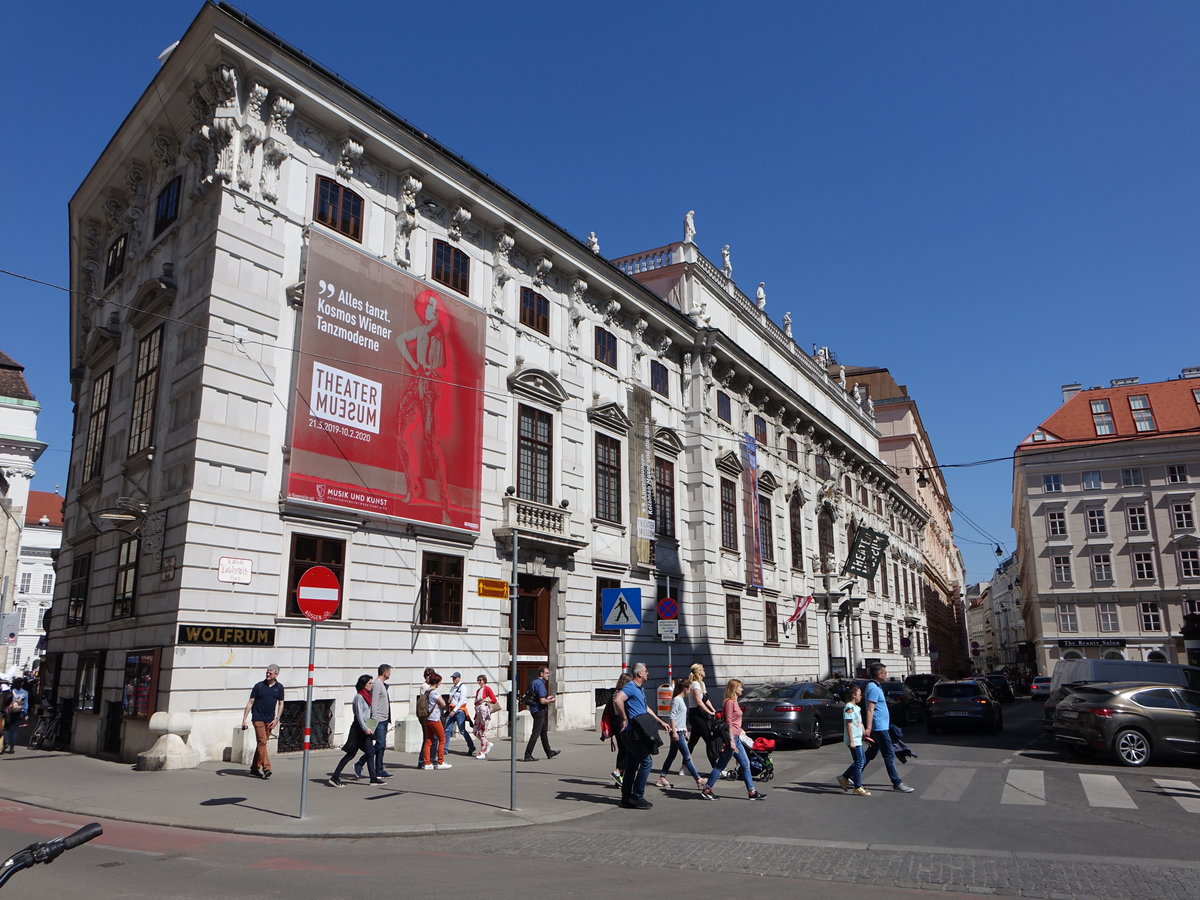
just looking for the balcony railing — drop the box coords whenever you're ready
[495,495,587,552]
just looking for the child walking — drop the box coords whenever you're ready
[838,683,871,796]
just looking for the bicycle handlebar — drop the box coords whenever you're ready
[57,824,103,853]
[0,823,103,889]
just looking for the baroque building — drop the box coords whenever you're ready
[1013,371,1200,674]
[13,492,62,673]
[54,3,928,762]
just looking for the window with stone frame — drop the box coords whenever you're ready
[871,618,880,650]
[816,454,831,480]
[1133,551,1156,581]
[725,594,742,641]
[788,493,804,569]
[1181,549,1200,579]
[286,534,346,619]
[595,433,622,523]
[1097,602,1119,632]
[420,552,464,626]
[1172,502,1195,530]
[76,651,102,714]
[153,176,181,238]
[519,286,550,335]
[1139,600,1162,631]
[880,555,889,596]
[1082,470,1102,490]
[650,360,669,398]
[1052,555,1072,584]
[1167,464,1188,484]
[654,457,675,539]
[82,368,112,482]
[1045,508,1065,538]
[1091,552,1112,582]
[786,438,798,463]
[313,175,363,242]
[1126,504,1149,533]
[1043,474,1063,493]
[432,238,469,294]
[1057,602,1078,632]
[765,600,778,644]
[1086,507,1107,535]
[67,552,91,627]
[128,326,163,457]
[716,390,731,423]
[111,536,140,620]
[517,404,553,505]
[1121,467,1144,487]
[19,573,31,594]
[753,415,768,446]
[758,493,774,563]
[795,613,808,647]
[594,326,617,369]
[886,622,894,652]
[720,478,738,550]
[104,233,127,286]
[595,577,620,634]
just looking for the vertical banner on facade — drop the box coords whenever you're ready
[741,433,764,588]
[285,230,486,531]
[630,386,654,567]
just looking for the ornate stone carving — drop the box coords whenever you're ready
[603,296,621,325]
[79,218,103,301]
[449,203,472,241]
[654,334,672,357]
[684,209,696,243]
[259,96,293,204]
[587,231,600,254]
[533,254,553,287]
[491,231,515,314]
[631,316,648,360]
[337,136,364,179]
[393,172,422,266]
[783,311,792,338]
[721,244,732,279]
[567,276,587,350]
[688,295,710,327]
[237,83,269,191]
[151,134,177,174]
[756,282,766,310]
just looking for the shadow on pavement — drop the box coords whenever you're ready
[200,795,296,818]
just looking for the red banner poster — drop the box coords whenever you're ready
[741,433,764,588]
[285,230,485,531]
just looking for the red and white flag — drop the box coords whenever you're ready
[787,595,813,624]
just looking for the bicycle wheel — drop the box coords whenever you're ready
[43,719,60,750]
[28,720,47,751]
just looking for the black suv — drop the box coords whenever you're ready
[978,675,1015,704]
[926,680,1003,734]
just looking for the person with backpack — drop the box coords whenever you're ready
[600,673,631,787]
[419,672,452,770]
[521,666,560,761]
[1,679,26,754]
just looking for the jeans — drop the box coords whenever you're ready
[443,709,476,753]
[251,720,273,771]
[524,710,553,758]
[2,712,25,751]
[422,720,446,766]
[334,730,376,779]
[619,729,654,802]
[661,732,701,781]
[858,728,903,786]
[844,744,866,788]
[705,734,755,793]
[359,719,389,773]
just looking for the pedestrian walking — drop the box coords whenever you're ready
[657,678,705,790]
[842,662,914,794]
[700,679,766,801]
[328,674,384,786]
[613,662,670,809]
[600,673,631,788]
[443,672,476,756]
[421,672,452,769]
[682,662,720,768]
[240,664,284,778]
[356,664,392,779]
[522,666,560,761]
[472,674,498,758]
[2,678,28,754]
[837,683,870,796]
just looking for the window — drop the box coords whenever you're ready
[1133,552,1156,581]
[1086,508,1107,535]
[871,619,880,650]
[18,573,31,594]
[1091,553,1112,582]
[758,494,774,563]
[650,360,669,397]
[41,574,53,594]
[313,176,363,241]
[886,623,894,652]
[1181,549,1200,579]
[654,457,675,539]
[515,405,553,505]
[796,613,808,647]
[725,594,742,641]
[1167,464,1188,484]
[1091,398,1114,435]
[595,577,619,633]
[76,652,102,713]
[816,455,832,480]
[753,415,768,445]
[1139,600,1162,631]
[519,287,549,334]
[1032,430,1047,441]
[122,649,159,720]
[716,391,731,423]
[1047,510,1067,537]
[1043,474,1063,493]
[153,176,181,237]
[421,553,463,626]
[1129,395,1156,432]
[286,534,346,619]
[1057,602,1078,632]
[880,555,889,596]
[595,433,622,523]
[720,479,738,550]
[67,553,91,627]
[432,238,469,294]
[111,536,140,620]
[104,233,127,286]
[1052,555,1072,584]
[1098,602,1119,632]
[594,326,617,369]
[817,508,835,571]
[765,600,778,644]
[82,369,112,481]
[1121,468,1144,487]
[1126,504,1148,533]
[1082,470,1102,490]
[786,438,798,464]
[788,494,804,569]
[1173,502,1194,530]
[128,326,162,457]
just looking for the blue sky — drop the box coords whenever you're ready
[4,1,1198,584]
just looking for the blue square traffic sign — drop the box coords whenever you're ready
[600,587,642,630]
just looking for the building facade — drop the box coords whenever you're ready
[12,492,62,673]
[54,4,929,762]
[1013,372,1200,675]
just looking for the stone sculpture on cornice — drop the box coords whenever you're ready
[336,136,364,180]
[756,282,766,310]
[260,95,294,204]
[654,334,672,358]
[491,232,515,314]
[837,366,847,388]
[587,232,601,254]
[783,311,793,338]
[721,244,732,279]
[631,317,648,360]
[533,255,553,287]
[391,172,422,266]
[450,204,472,241]
[684,210,696,243]
[688,295,710,327]
[238,83,269,192]
[567,277,587,350]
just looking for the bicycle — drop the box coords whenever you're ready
[27,703,62,752]
[0,823,103,889]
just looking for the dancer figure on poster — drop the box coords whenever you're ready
[396,289,451,524]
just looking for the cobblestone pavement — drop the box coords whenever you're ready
[442,824,1200,899]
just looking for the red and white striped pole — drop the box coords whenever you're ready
[299,621,317,818]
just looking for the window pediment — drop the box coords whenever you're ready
[716,451,743,477]
[587,401,631,435]
[128,275,176,330]
[653,427,684,458]
[757,471,780,493]
[508,367,569,408]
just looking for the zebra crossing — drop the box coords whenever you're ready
[807,762,1200,813]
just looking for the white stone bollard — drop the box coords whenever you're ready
[137,711,201,771]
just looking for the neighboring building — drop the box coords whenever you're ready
[54,4,927,762]
[839,366,968,677]
[985,553,1025,672]
[1013,371,1200,675]
[13,492,63,672]
[0,351,46,673]
[964,582,989,673]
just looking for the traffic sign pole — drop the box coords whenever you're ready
[299,620,316,819]
[294,565,342,819]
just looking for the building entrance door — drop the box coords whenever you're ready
[515,576,553,701]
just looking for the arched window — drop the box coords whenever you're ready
[818,508,835,572]
[789,493,804,570]
[1147,650,1167,663]
[1061,650,1083,660]
[1103,650,1125,660]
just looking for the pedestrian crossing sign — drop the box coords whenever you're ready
[601,588,642,630]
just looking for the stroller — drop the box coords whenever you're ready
[720,733,776,783]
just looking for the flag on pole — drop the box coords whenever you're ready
[787,595,813,624]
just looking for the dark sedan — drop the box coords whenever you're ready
[879,680,926,726]
[1053,682,1200,767]
[978,675,1015,704]
[739,681,844,749]
[926,680,1003,734]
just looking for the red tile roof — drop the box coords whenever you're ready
[24,491,64,528]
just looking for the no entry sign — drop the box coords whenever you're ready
[296,565,341,621]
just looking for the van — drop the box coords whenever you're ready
[1050,658,1200,695]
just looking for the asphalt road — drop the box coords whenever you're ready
[2,701,1197,899]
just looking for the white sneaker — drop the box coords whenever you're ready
[475,753,486,760]
[434,762,453,769]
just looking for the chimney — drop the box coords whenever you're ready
[1110,377,1139,387]
[1181,366,1200,380]
[1061,383,1082,403]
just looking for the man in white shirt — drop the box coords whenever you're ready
[442,672,476,756]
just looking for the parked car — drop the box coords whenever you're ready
[738,681,844,749]
[904,673,943,702]
[925,680,1003,734]
[1050,659,1200,695]
[1052,682,1200,767]
[1043,685,1074,731]
[978,674,1015,704]
[1029,676,1053,701]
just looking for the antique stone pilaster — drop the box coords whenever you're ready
[259,95,294,203]
[533,254,552,287]
[492,232,515,314]
[336,135,364,179]
[393,172,422,266]
[449,203,472,241]
[238,82,269,191]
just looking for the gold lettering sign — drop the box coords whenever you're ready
[177,625,276,646]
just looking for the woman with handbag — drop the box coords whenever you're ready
[684,663,720,768]
[328,674,383,786]
[472,674,499,758]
